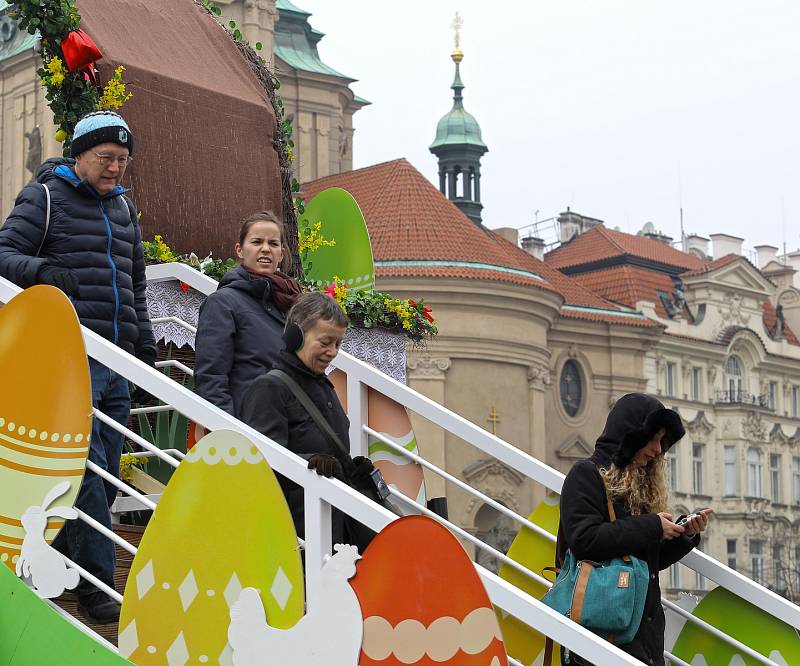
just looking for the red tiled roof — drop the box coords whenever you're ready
[545,225,705,272]
[302,159,658,328]
[680,253,741,278]
[572,265,678,318]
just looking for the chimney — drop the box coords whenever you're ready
[521,236,545,260]
[643,231,673,245]
[558,208,603,243]
[754,244,778,269]
[685,234,710,260]
[494,227,519,246]
[709,233,743,259]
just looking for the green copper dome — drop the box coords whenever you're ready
[430,62,487,151]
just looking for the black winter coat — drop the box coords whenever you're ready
[556,398,699,666]
[0,159,155,358]
[194,266,286,417]
[240,351,360,546]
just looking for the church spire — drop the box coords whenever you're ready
[429,13,488,225]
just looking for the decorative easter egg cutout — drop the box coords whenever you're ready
[497,492,561,665]
[330,369,427,505]
[299,187,374,291]
[351,515,508,666]
[0,285,92,572]
[118,430,304,664]
[671,586,800,665]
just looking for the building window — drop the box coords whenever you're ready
[692,443,704,495]
[559,360,583,418]
[669,562,681,588]
[665,362,676,397]
[726,539,737,571]
[751,540,764,585]
[793,386,799,418]
[691,367,702,401]
[724,445,737,496]
[747,447,763,497]
[666,447,678,492]
[771,454,782,503]
[794,457,800,506]
[768,381,777,411]
[774,545,786,593]
[725,355,743,399]
[795,545,800,593]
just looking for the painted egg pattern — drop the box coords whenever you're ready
[330,369,426,504]
[351,515,508,666]
[300,187,375,292]
[118,430,304,664]
[0,286,92,571]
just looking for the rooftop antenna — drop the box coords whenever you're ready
[782,197,787,264]
[678,170,686,251]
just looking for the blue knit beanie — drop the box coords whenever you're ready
[71,111,133,157]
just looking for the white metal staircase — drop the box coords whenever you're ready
[1,263,798,666]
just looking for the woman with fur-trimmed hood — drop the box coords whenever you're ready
[556,393,712,666]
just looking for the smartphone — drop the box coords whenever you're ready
[677,508,711,526]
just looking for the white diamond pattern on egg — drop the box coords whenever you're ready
[136,560,155,600]
[166,631,190,666]
[223,572,243,608]
[178,569,199,612]
[117,620,138,658]
[270,566,293,610]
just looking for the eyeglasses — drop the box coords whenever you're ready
[92,152,133,167]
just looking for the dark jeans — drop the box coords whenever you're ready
[53,358,130,597]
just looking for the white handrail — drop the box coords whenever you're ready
[0,274,651,665]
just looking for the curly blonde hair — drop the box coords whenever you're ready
[599,456,669,515]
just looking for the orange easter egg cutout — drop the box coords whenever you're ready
[0,286,92,569]
[350,515,507,666]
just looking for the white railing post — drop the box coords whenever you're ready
[346,373,369,458]
[304,484,332,614]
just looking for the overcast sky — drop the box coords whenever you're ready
[293,1,800,254]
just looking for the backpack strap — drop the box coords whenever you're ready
[267,369,349,459]
[35,183,51,257]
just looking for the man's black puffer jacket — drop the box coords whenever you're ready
[0,158,155,359]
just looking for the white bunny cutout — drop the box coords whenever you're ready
[16,480,80,599]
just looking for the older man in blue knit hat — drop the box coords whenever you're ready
[0,111,156,624]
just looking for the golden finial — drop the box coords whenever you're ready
[451,11,464,63]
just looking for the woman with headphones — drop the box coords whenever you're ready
[240,291,377,551]
[195,211,302,417]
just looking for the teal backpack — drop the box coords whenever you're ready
[541,485,649,647]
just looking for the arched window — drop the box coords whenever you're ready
[747,447,763,497]
[725,355,744,400]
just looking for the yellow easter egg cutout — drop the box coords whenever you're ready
[118,430,304,664]
[0,286,92,570]
[497,491,561,666]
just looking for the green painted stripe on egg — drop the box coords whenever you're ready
[368,436,419,457]
[300,188,375,292]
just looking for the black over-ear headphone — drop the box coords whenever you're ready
[283,322,304,352]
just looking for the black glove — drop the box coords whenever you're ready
[349,455,376,491]
[307,454,344,479]
[130,348,158,405]
[37,265,80,298]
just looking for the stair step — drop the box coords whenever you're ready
[50,523,146,647]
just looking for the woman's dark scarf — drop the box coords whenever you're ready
[244,268,302,313]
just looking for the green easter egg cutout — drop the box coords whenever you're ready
[671,586,800,664]
[300,187,375,291]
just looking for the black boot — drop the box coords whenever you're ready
[78,591,120,625]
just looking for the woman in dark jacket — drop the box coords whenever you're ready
[556,393,712,666]
[194,211,301,417]
[240,291,376,551]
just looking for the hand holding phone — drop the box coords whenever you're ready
[677,508,713,533]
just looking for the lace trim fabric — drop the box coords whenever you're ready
[146,280,205,349]
[146,281,407,383]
